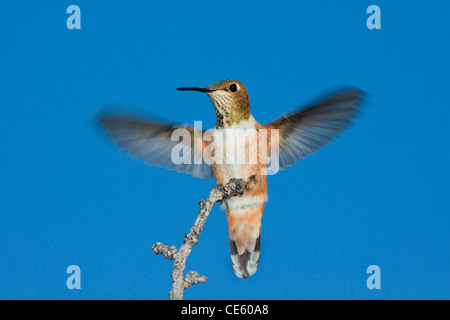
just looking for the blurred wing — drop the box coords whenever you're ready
[99,114,213,179]
[263,89,365,170]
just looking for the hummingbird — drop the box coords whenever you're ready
[99,79,364,278]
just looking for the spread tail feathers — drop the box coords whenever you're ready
[229,233,261,278]
[226,204,263,278]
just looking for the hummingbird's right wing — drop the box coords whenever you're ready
[263,88,365,170]
[98,114,213,179]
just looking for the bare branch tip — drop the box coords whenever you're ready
[160,178,247,300]
[152,242,178,260]
[183,270,208,289]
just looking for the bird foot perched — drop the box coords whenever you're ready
[217,178,246,198]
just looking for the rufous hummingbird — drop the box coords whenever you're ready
[99,79,364,278]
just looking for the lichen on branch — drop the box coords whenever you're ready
[152,178,245,300]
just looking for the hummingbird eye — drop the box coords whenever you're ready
[229,84,238,92]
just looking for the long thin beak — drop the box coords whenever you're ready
[176,87,215,93]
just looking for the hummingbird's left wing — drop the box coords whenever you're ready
[98,114,213,179]
[263,88,365,170]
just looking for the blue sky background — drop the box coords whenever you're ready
[1,1,449,299]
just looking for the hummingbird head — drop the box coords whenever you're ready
[177,79,250,127]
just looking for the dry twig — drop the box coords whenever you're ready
[152,178,245,300]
